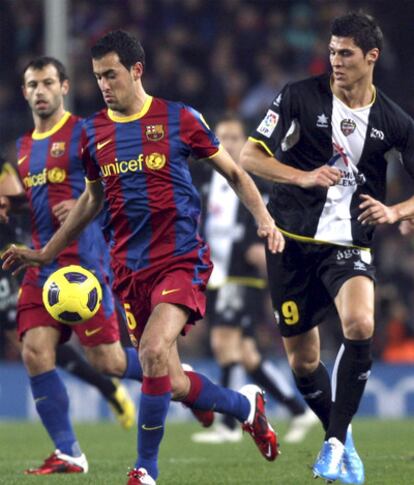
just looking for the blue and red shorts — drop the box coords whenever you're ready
[17,283,120,347]
[111,245,213,348]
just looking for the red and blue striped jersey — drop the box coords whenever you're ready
[82,96,220,272]
[16,112,110,287]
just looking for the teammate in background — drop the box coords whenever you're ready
[0,154,136,430]
[240,12,414,484]
[0,57,146,475]
[192,115,317,445]
[3,31,285,485]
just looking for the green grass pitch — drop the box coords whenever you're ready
[1,419,413,484]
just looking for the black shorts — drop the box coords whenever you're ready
[206,286,264,338]
[266,238,376,338]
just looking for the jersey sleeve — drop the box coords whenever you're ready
[180,106,220,159]
[80,126,101,181]
[249,83,297,156]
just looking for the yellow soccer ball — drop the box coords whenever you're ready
[42,265,103,324]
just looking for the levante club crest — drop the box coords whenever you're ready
[340,119,356,137]
[145,124,164,141]
[50,142,66,157]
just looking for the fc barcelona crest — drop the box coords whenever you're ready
[145,124,164,142]
[340,119,356,137]
[50,142,66,157]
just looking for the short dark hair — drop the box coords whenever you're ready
[22,56,68,84]
[215,112,246,133]
[331,12,383,54]
[91,30,145,70]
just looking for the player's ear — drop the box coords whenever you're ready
[61,79,70,96]
[131,62,144,81]
[366,48,379,65]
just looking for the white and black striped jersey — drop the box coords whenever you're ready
[193,164,268,289]
[250,73,414,248]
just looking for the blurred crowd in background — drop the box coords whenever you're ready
[1,0,414,363]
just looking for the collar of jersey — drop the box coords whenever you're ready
[107,96,153,123]
[331,81,376,111]
[32,111,71,140]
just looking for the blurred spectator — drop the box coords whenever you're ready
[240,62,288,124]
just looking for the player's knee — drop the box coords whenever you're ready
[342,314,374,339]
[139,340,168,373]
[22,343,55,374]
[288,354,319,376]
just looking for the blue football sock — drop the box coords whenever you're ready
[136,376,171,480]
[123,347,143,381]
[30,369,81,456]
[184,371,250,422]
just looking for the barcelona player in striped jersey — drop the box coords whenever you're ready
[3,32,285,484]
[2,56,144,475]
[0,153,139,433]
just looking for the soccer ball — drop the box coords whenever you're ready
[42,265,102,324]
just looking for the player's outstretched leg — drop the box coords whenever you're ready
[182,364,215,428]
[339,426,365,484]
[191,363,242,443]
[56,344,136,429]
[182,371,279,461]
[26,369,88,474]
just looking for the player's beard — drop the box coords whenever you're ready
[32,95,61,119]
[34,102,59,119]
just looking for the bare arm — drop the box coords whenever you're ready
[358,193,414,226]
[207,148,284,253]
[245,242,267,277]
[2,180,104,274]
[240,140,341,188]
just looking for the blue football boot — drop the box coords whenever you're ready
[313,437,344,482]
[339,428,365,484]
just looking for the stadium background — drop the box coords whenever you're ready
[1,0,414,421]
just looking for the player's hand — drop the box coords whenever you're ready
[1,244,50,276]
[299,166,341,189]
[52,199,77,224]
[0,196,10,223]
[358,194,398,225]
[256,215,285,254]
[399,219,414,236]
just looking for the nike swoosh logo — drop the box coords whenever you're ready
[85,327,102,337]
[265,443,273,458]
[142,424,163,431]
[34,396,47,403]
[17,155,27,165]
[161,288,180,296]
[97,139,112,150]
